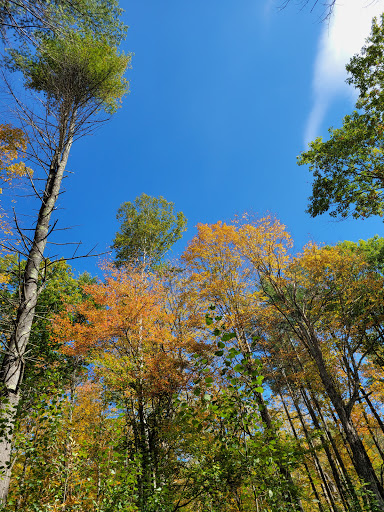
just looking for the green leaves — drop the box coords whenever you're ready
[298,14,384,221]
[0,1,127,47]
[113,194,187,268]
[221,332,236,341]
[11,31,130,114]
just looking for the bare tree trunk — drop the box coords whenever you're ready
[286,382,340,512]
[299,386,351,511]
[0,111,76,504]
[310,390,362,509]
[284,336,362,509]
[302,326,384,509]
[363,392,384,439]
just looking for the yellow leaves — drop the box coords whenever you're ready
[182,216,294,339]
[238,216,293,274]
[289,242,384,333]
[0,124,32,187]
[0,124,32,246]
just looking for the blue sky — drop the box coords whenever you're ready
[38,0,384,275]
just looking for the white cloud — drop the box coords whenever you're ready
[304,0,384,145]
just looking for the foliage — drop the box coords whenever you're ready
[0,124,31,190]
[9,30,130,114]
[0,0,127,45]
[113,194,187,268]
[0,124,31,261]
[298,14,384,220]
[4,208,384,510]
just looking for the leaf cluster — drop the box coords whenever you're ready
[9,30,130,114]
[298,14,384,221]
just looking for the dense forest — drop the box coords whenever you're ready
[1,1,384,511]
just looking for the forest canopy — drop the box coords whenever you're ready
[0,1,384,511]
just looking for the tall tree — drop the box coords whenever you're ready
[0,18,130,504]
[182,218,304,511]
[183,217,384,509]
[53,264,209,511]
[250,241,384,509]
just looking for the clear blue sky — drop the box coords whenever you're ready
[51,0,384,276]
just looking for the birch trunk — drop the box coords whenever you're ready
[0,112,76,504]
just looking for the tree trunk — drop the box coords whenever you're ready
[285,335,362,509]
[299,386,351,511]
[303,325,384,509]
[310,390,362,510]
[237,331,304,512]
[0,112,76,504]
[280,393,326,512]
[287,382,340,512]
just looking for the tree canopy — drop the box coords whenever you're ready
[298,14,384,221]
[113,193,187,268]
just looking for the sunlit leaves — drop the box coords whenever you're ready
[0,124,31,190]
[113,193,187,268]
[298,14,384,221]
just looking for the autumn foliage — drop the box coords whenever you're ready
[4,217,384,511]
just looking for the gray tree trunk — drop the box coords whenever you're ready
[301,322,384,510]
[0,112,76,504]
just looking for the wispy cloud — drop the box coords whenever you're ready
[304,0,384,145]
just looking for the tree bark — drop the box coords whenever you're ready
[0,111,76,504]
[299,386,351,511]
[280,393,326,512]
[301,324,384,509]
[236,330,304,512]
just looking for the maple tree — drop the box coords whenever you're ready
[183,217,384,510]
[3,220,384,510]
[182,218,304,511]
[52,264,211,511]
[247,239,384,509]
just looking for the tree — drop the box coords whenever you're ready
[0,124,30,190]
[182,218,304,511]
[298,14,384,221]
[183,216,384,510]
[0,259,95,510]
[53,264,210,511]
[0,0,126,45]
[251,241,384,509]
[0,18,130,504]
[0,124,30,261]
[113,193,187,268]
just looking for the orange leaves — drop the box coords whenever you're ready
[54,266,165,355]
[53,264,193,398]
[0,124,31,189]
